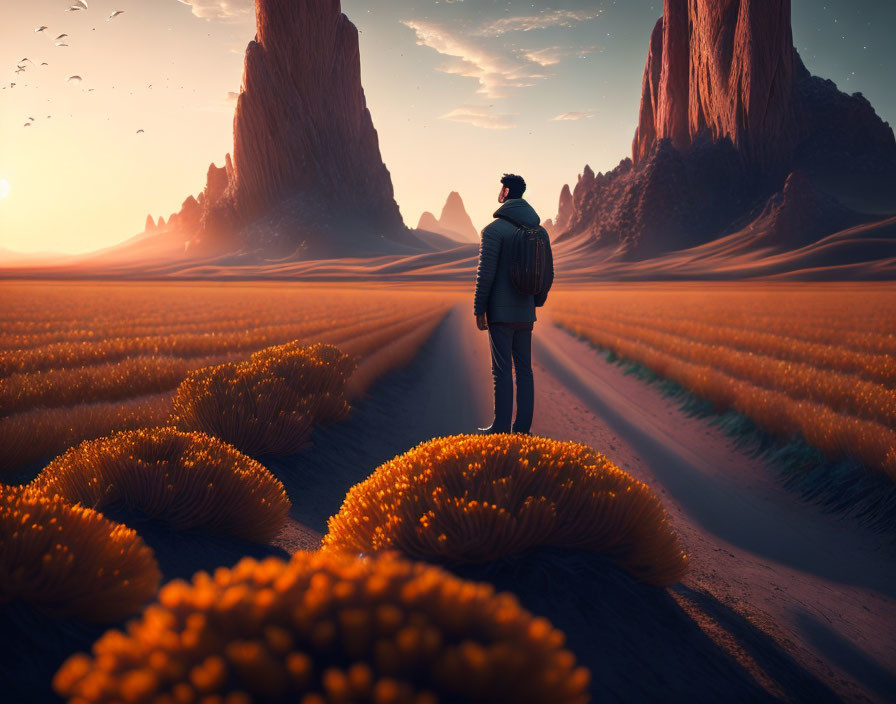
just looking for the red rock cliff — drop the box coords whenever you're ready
[229,0,404,238]
[634,0,800,177]
[145,0,426,259]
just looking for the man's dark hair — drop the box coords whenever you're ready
[501,173,526,199]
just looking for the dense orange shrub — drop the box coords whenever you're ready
[554,314,896,480]
[323,434,687,587]
[53,551,589,704]
[31,427,290,542]
[0,392,173,475]
[0,283,452,352]
[0,352,243,416]
[1,283,460,474]
[589,311,896,385]
[549,285,896,481]
[556,313,896,427]
[0,485,160,623]
[170,343,354,457]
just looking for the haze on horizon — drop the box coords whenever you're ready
[1,0,894,255]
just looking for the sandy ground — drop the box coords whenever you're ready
[270,301,896,703]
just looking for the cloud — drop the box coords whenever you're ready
[475,9,603,37]
[401,19,548,99]
[175,0,253,21]
[523,44,603,66]
[551,111,596,121]
[401,6,603,99]
[439,105,517,130]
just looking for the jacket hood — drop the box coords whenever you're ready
[493,198,540,227]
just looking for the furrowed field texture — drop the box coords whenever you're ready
[0,282,459,475]
[550,284,896,481]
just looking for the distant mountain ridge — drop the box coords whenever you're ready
[416,192,480,243]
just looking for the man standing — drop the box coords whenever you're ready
[473,173,553,435]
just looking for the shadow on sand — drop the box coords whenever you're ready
[266,308,486,536]
[452,548,841,704]
[794,609,896,702]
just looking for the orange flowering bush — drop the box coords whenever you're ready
[323,434,687,587]
[53,551,589,704]
[169,342,355,457]
[31,427,290,543]
[1,485,160,623]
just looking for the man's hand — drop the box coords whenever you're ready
[476,313,489,331]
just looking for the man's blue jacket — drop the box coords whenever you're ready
[473,198,552,323]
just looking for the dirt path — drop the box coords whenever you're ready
[526,312,896,703]
[272,302,896,702]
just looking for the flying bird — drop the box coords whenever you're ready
[56,42,69,47]
[66,75,82,82]
[28,117,35,121]
[66,6,84,12]
[55,34,68,40]
[20,58,33,64]
[24,123,31,127]
[136,129,144,134]
[35,26,48,32]
[107,10,124,20]
[73,0,88,7]
[41,62,49,66]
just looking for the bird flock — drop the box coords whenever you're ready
[9,1,142,132]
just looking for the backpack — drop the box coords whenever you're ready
[496,213,553,297]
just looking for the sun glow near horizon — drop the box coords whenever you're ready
[0,0,892,257]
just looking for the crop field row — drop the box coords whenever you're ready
[549,286,896,480]
[0,282,461,474]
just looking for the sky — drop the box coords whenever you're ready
[1,0,894,255]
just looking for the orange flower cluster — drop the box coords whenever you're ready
[1,282,460,475]
[170,343,355,458]
[557,313,896,427]
[553,315,896,480]
[1,485,160,623]
[0,392,173,475]
[0,352,241,417]
[31,427,290,543]
[549,284,896,480]
[53,551,589,704]
[323,434,687,587]
[1,283,450,353]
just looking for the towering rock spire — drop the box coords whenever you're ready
[550,0,896,262]
[634,0,800,179]
[228,0,404,241]
[155,0,431,259]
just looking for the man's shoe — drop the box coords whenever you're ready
[512,430,532,435]
[477,426,509,434]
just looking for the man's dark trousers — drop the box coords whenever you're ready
[487,321,534,433]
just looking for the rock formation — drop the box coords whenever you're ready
[416,192,479,243]
[554,0,896,261]
[141,0,436,260]
[634,0,800,182]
